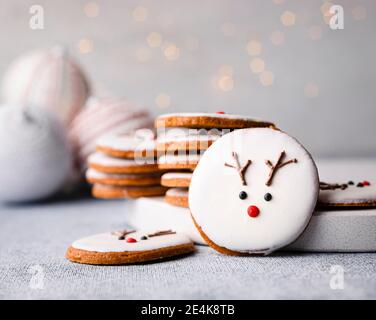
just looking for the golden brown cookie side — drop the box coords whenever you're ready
[66,243,195,265]
[96,145,157,159]
[92,185,168,199]
[165,193,189,208]
[89,163,160,174]
[87,175,161,187]
[155,115,275,129]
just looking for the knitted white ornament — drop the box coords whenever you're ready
[69,96,153,168]
[0,105,72,203]
[1,47,90,126]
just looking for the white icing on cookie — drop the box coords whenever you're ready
[162,172,193,180]
[166,188,189,197]
[72,230,192,252]
[86,168,159,180]
[97,134,156,152]
[189,128,319,254]
[158,154,202,164]
[157,113,269,122]
[157,127,224,143]
[88,152,157,167]
[319,182,376,204]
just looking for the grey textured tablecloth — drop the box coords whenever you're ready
[0,198,375,300]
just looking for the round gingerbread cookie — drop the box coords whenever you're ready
[96,134,157,159]
[88,152,159,174]
[66,229,194,265]
[189,128,319,256]
[86,169,161,187]
[161,172,192,188]
[318,180,376,208]
[155,113,275,129]
[156,127,224,152]
[165,188,189,208]
[92,184,168,199]
[158,154,201,170]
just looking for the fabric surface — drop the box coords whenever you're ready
[0,198,375,300]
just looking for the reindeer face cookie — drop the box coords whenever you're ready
[189,128,319,255]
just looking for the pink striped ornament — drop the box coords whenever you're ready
[1,47,90,127]
[68,96,153,170]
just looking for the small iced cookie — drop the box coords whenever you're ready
[86,169,161,187]
[66,229,195,265]
[189,128,319,256]
[158,154,201,170]
[92,184,168,199]
[318,180,376,208]
[155,112,275,129]
[88,152,159,174]
[96,134,157,159]
[156,127,223,152]
[161,172,192,188]
[165,188,189,208]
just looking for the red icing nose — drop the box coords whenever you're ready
[247,205,260,218]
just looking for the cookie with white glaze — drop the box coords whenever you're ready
[92,184,168,199]
[66,229,195,265]
[156,127,223,152]
[86,169,162,187]
[318,180,376,208]
[161,172,192,188]
[155,112,275,129]
[165,188,189,208]
[189,128,319,256]
[88,152,160,174]
[96,134,157,159]
[158,154,201,171]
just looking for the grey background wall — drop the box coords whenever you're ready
[0,0,375,158]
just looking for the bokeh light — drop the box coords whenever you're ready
[163,44,180,61]
[270,30,285,46]
[133,6,148,22]
[78,38,93,54]
[146,32,163,48]
[155,93,171,108]
[246,40,262,56]
[218,65,234,76]
[84,2,99,18]
[304,83,320,98]
[249,58,265,74]
[273,0,285,5]
[221,22,236,37]
[281,11,296,26]
[308,25,322,41]
[259,71,274,86]
[218,76,234,92]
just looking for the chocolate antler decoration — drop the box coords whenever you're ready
[112,230,136,240]
[319,182,348,190]
[224,152,252,186]
[265,151,297,186]
[148,230,176,237]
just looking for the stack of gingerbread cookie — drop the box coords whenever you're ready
[86,134,167,199]
[155,112,275,208]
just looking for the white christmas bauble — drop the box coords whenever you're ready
[0,105,72,203]
[69,96,153,168]
[1,47,90,126]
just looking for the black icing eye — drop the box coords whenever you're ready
[264,193,272,201]
[239,191,248,200]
